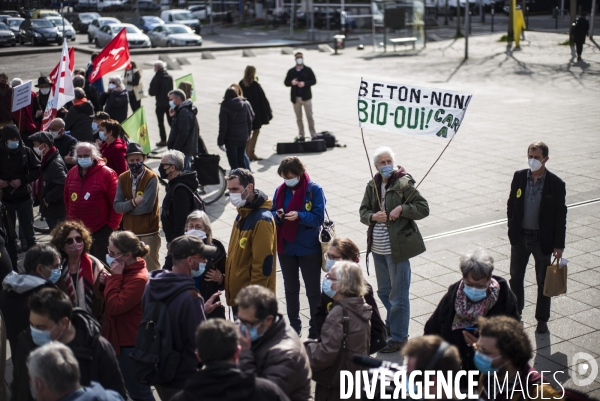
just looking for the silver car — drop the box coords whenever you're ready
[95,23,151,48]
[148,23,202,47]
[87,17,120,43]
[45,16,76,41]
[6,17,23,35]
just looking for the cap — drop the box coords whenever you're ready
[35,76,51,88]
[28,131,54,146]
[125,142,145,158]
[170,236,217,260]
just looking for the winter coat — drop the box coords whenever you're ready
[217,97,253,146]
[225,190,277,306]
[572,17,590,43]
[194,238,226,318]
[284,66,317,103]
[65,100,95,143]
[100,138,128,176]
[101,259,148,354]
[83,82,101,112]
[239,315,312,401]
[0,131,41,202]
[39,148,68,219]
[0,85,12,123]
[12,309,127,401]
[100,89,129,123]
[305,297,372,401]
[54,133,78,170]
[424,275,519,371]
[142,269,207,389]
[149,68,173,107]
[239,80,273,130]
[161,171,199,243]
[171,363,290,401]
[168,99,199,156]
[54,382,124,401]
[64,159,122,233]
[12,93,37,138]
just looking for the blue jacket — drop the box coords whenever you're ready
[271,181,325,256]
[59,382,124,401]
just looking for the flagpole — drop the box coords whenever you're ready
[360,127,383,212]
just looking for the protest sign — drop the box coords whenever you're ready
[175,74,196,102]
[357,79,472,139]
[11,81,32,112]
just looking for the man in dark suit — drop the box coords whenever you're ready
[284,52,317,141]
[507,141,567,334]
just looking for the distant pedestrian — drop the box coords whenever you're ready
[239,66,272,161]
[100,76,129,124]
[149,61,173,147]
[124,61,142,113]
[284,52,317,141]
[87,53,105,95]
[177,82,208,156]
[571,12,589,61]
[218,88,253,171]
[167,89,199,171]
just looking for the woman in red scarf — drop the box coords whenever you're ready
[271,156,326,339]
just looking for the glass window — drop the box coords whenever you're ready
[32,20,54,28]
[0,23,8,30]
[172,12,195,21]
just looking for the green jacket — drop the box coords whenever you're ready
[359,174,429,263]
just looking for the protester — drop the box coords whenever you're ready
[167,89,199,171]
[12,288,127,401]
[239,66,272,161]
[171,318,290,401]
[0,245,59,354]
[29,131,68,231]
[10,77,37,146]
[149,61,173,147]
[177,81,193,100]
[0,72,12,128]
[507,141,566,334]
[92,111,110,146]
[228,84,254,170]
[64,142,122,264]
[73,73,100,112]
[87,53,105,94]
[114,143,161,271]
[424,250,519,371]
[284,52,317,141]
[100,231,155,401]
[236,285,311,401]
[225,169,276,315]
[270,156,324,338]
[359,146,430,353]
[100,76,129,124]
[32,76,52,130]
[143,235,221,400]
[0,124,40,266]
[65,88,95,144]
[99,119,128,175]
[124,61,142,112]
[305,262,372,401]
[28,343,125,401]
[49,220,106,320]
[49,117,78,169]
[160,150,201,247]
[217,88,253,171]
[314,238,386,353]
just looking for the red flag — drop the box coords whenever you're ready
[88,28,130,83]
[49,47,75,86]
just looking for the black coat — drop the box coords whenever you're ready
[54,134,78,170]
[83,82,100,112]
[507,169,567,255]
[423,275,519,371]
[284,66,317,103]
[572,17,589,43]
[239,81,273,130]
[167,100,199,156]
[161,171,199,243]
[64,101,95,143]
[39,149,68,219]
[149,68,173,107]
[100,89,129,123]
[11,309,127,401]
[217,97,253,146]
[0,136,41,202]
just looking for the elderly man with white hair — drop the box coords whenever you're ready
[359,146,429,353]
[99,75,129,123]
[64,142,122,264]
[149,61,173,147]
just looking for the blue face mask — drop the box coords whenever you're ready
[284,177,299,187]
[325,258,336,273]
[322,278,337,298]
[169,100,176,109]
[379,165,394,178]
[99,131,106,141]
[474,350,502,373]
[7,140,19,150]
[191,262,206,278]
[30,324,55,346]
[463,283,488,302]
[43,265,61,284]
[91,121,98,131]
[106,254,122,267]
[78,157,93,168]
[190,90,194,97]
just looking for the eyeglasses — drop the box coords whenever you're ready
[160,163,173,168]
[107,249,123,258]
[235,317,264,329]
[324,253,343,261]
[65,236,83,245]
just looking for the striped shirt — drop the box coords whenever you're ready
[371,183,392,255]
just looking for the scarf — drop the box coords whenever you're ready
[73,97,88,106]
[275,171,310,253]
[451,278,500,330]
[62,253,95,314]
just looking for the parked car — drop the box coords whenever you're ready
[45,16,76,41]
[189,4,211,20]
[73,12,100,33]
[135,0,162,11]
[31,10,61,18]
[160,10,201,33]
[19,18,62,46]
[87,16,120,42]
[134,15,164,32]
[0,15,10,24]
[96,0,128,10]
[0,22,16,46]
[148,23,202,47]
[6,17,23,35]
[0,10,20,17]
[95,23,151,48]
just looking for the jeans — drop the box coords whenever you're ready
[509,232,552,322]
[45,216,64,232]
[184,155,193,172]
[225,142,247,170]
[278,251,322,337]
[117,347,155,401]
[4,197,36,266]
[155,104,172,142]
[243,151,251,172]
[372,252,411,342]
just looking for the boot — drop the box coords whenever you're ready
[246,129,262,161]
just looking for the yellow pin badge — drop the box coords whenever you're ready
[136,191,144,197]
[305,201,312,211]
[239,237,248,249]
[516,188,522,198]
[71,192,78,201]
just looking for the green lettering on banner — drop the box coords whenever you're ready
[407,107,419,129]
[436,127,448,138]
[358,100,369,122]
[451,118,461,131]
[441,114,454,127]
[434,109,445,122]
[376,102,388,126]
[370,101,376,124]
[394,106,406,128]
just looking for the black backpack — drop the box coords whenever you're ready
[129,285,196,385]
[172,182,205,212]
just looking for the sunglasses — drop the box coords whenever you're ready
[65,236,83,245]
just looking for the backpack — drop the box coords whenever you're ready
[172,182,205,212]
[129,285,196,385]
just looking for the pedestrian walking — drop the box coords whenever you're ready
[284,52,317,141]
[217,88,253,171]
[571,12,590,61]
[149,61,173,147]
[239,66,272,161]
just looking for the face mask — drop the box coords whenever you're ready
[296,57,303,65]
[7,140,19,150]
[40,88,50,95]
[99,131,106,141]
[158,164,170,179]
[106,254,122,267]
[50,130,60,139]
[91,122,98,131]
[169,100,176,109]
[108,83,117,90]
[284,177,299,187]
[30,324,55,346]
[463,283,488,302]
[528,158,543,172]
[474,350,503,373]
[77,157,93,168]
[190,90,194,97]
[325,257,336,272]
[128,162,143,174]
[185,229,207,240]
[44,265,62,284]
[379,165,394,178]
[230,187,248,208]
[243,323,263,342]
[34,146,43,156]
[322,278,337,298]
[191,262,206,278]
[64,242,84,256]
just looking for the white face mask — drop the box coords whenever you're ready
[40,88,50,95]
[108,83,117,90]
[528,158,543,172]
[34,146,43,156]
[230,187,248,208]
[296,57,303,65]
[49,130,60,139]
[185,229,207,240]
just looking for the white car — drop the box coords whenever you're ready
[188,4,211,20]
[160,9,201,33]
[96,0,128,10]
[45,16,76,41]
[87,17,120,43]
[95,23,151,48]
[148,23,202,47]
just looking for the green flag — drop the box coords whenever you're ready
[175,73,196,102]
[122,106,151,154]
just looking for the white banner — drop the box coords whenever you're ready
[357,78,472,139]
[11,81,32,112]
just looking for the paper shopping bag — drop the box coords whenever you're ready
[543,258,568,297]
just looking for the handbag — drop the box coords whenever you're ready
[133,82,146,101]
[311,303,350,388]
[543,257,568,297]
[193,154,221,186]
[308,183,336,272]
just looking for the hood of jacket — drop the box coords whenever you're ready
[222,97,245,112]
[2,271,48,294]
[74,100,95,116]
[179,364,257,401]
[167,170,199,191]
[177,99,198,116]
[155,68,170,80]
[339,296,372,323]
[61,382,123,401]
[238,189,271,217]
[0,124,22,149]
[146,269,196,302]
[70,308,103,351]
